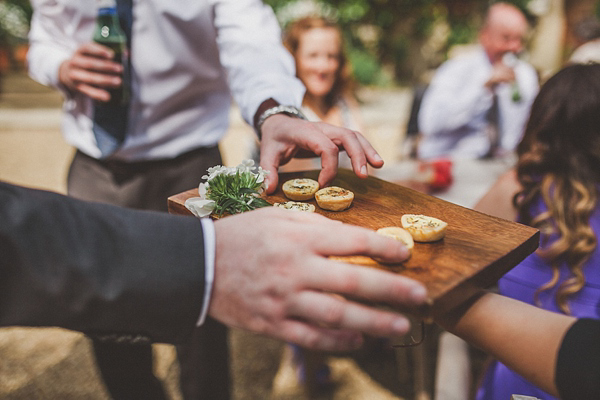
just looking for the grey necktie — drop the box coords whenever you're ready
[484,92,500,158]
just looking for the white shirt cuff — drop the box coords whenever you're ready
[196,218,216,326]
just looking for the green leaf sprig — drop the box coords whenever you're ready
[184,159,272,218]
[206,169,271,216]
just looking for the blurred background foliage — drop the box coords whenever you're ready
[0,0,32,71]
[1,0,599,83]
[266,0,599,86]
[265,0,535,85]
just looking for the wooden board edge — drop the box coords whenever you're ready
[426,229,540,318]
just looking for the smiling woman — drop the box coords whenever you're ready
[283,16,362,132]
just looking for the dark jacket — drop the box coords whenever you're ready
[0,182,205,344]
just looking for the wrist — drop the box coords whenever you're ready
[254,101,307,138]
[57,61,77,97]
[253,98,279,131]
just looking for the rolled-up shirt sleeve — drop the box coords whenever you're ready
[27,0,92,93]
[211,0,305,125]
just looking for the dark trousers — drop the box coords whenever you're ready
[68,147,230,400]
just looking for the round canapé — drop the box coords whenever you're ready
[314,186,354,211]
[401,214,447,242]
[282,178,320,201]
[273,201,316,212]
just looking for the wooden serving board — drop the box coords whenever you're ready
[168,169,539,317]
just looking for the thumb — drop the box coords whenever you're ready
[260,157,279,194]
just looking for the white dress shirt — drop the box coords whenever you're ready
[417,47,538,160]
[28,0,306,326]
[27,0,305,161]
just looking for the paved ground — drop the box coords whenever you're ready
[0,70,446,400]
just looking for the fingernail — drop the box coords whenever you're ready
[410,286,428,303]
[373,153,383,162]
[392,318,410,334]
[360,165,367,175]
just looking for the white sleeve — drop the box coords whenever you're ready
[196,217,216,326]
[418,58,494,137]
[210,0,305,125]
[27,0,90,92]
[498,63,539,151]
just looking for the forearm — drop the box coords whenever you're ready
[27,0,79,90]
[438,292,575,396]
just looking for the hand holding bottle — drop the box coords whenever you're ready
[58,0,129,105]
[58,42,124,102]
[502,52,521,102]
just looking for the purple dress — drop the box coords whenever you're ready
[476,198,600,400]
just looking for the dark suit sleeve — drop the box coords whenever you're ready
[0,182,206,344]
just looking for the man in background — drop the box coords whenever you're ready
[417,2,539,160]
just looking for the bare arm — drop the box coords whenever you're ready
[436,292,576,396]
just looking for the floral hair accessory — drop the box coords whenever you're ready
[185,159,271,218]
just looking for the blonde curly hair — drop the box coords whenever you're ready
[515,63,600,314]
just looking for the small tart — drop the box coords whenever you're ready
[401,214,448,242]
[273,201,315,212]
[376,227,415,253]
[315,186,354,211]
[282,178,320,201]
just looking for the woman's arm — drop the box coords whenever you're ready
[435,291,576,397]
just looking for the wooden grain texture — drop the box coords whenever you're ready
[168,169,539,317]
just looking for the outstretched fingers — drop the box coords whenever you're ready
[307,222,411,261]
[286,290,413,338]
[269,318,365,352]
[302,257,428,308]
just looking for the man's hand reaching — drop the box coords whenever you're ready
[209,208,428,352]
[259,115,384,194]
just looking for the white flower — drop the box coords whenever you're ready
[237,159,256,173]
[185,197,216,218]
[256,166,269,183]
[202,165,231,181]
[198,182,209,198]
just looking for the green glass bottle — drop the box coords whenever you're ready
[502,52,521,103]
[93,0,129,106]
